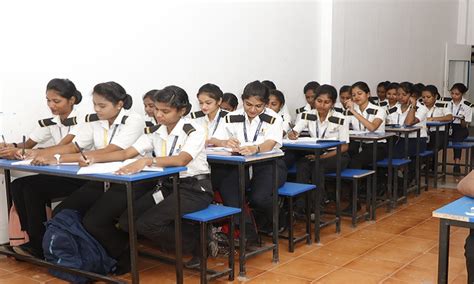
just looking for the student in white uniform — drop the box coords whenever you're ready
[143,90,158,126]
[78,85,213,269]
[445,83,472,174]
[288,84,350,187]
[295,81,320,123]
[220,92,238,112]
[334,85,351,113]
[211,80,287,240]
[4,79,87,258]
[370,81,390,108]
[385,82,400,125]
[189,83,228,144]
[267,89,292,135]
[422,85,452,153]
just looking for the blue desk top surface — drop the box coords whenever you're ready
[282,140,345,149]
[206,151,284,162]
[426,121,451,127]
[433,196,474,222]
[0,159,186,182]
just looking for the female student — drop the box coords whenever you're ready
[371,81,390,107]
[385,82,400,125]
[421,85,452,152]
[143,90,159,126]
[73,85,213,270]
[287,84,350,186]
[446,83,472,174]
[211,80,287,241]
[22,82,144,267]
[2,79,86,258]
[295,81,320,121]
[220,92,238,112]
[334,85,351,113]
[189,83,228,144]
[267,89,292,135]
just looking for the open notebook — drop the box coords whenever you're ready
[76,159,163,175]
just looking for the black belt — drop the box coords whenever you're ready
[191,174,210,181]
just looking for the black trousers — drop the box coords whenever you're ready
[211,159,287,229]
[393,137,427,159]
[349,142,387,169]
[465,229,474,284]
[427,130,446,152]
[10,174,87,251]
[295,152,350,185]
[451,124,469,159]
[119,177,213,255]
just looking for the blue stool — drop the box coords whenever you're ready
[278,182,315,252]
[326,169,374,227]
[419,150,434,190]
[376,158,411,209]
[183,204,241,284]
[464,136,474,143]
[447,142,474,176]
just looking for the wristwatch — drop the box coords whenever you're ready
[54,154,61,164]
[151,157,158,167]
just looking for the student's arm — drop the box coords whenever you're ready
[458,170,474,197]
[428,114,453,122]
[239,140,277,156]
[404,98,422,126]
[209,124,240,148]
[287,119,306,140]
[346,101,383,132]
[57,134,75,146]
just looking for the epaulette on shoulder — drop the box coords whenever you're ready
[343,110,353,116]
[190,111,205,119]
[387,107,398,114]
[62,117,78,127]
[442,97,452,102]
[145,121,154,127]
[259,113,276,124]
[369,97,379,104]
[435,102,448,108]
[366,108,378,115]
[144,124,161,134]
[38,117,56,127]
[334,107,344,113]
[225,115,245,123]
[464,100,473,107]
[379,101,388,107]
[183,123,196,135]
[85,113,100,123]
[328,116,344,125]
[301,113,317,121]
[296,106,306,114]
[121,116,128,124]
[418,98,423,103]
[219,110,229,117]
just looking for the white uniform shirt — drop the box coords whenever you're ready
[397,102,428,138]
[278,108,292,134]
[349,102,386,133]
[189,109,228,139]
[29,109,82,145]
[212,108,283,149]
[144,114,157,126]
[132,119,209,178]
[448,98,473,124]
[426,102,452,131]
[385,103,400,125]
[73,109,144,150]
[294,110,349,143]
[295,103,311,123]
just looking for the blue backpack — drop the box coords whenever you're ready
[42,209,117,283]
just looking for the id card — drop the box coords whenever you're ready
[152,190,164,204]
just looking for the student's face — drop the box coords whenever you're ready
[421,91,436,107]
[339,91,351,106]
[93,93,123,120]
[314,94,334,114]
[377,86,386,100]
[450,88,463,101]
[46,90,75,116]
[397,88,410,105]
[305,90,316,106]
[220,101,235,112]
[243,96,266,119]
[198,93,221,115]
[154,102,186,126]
[351,87,369,106]
[143,97,155,117]
[267,95,283,113]
[386,88,398,104]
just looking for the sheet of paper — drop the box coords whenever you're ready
[283,137,317,144]
[11,159,78,166]
[123,159,163,172]
[349,130,367,135]
[77,162,124,175]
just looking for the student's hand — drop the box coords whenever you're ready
[305,154,316,161]
[31,155,56,166]
[0,143,14,150]
[287,130,299,140]
[0,147,20,160]
[78,155,94,167]
[409,97,417,107]
[427,117,434,122]
[225,138,240,149]
[238,145,258,156]
[345,100,354,111]
[115,159,147,175]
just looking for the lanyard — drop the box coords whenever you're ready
[108,125,119,144]
[161,136,179,157]
[212,112,223,135]
[452,103,461,116]
[315,118,327,138]
[430,107,436,118]
[243,117,264,143]
[359,112,370,131]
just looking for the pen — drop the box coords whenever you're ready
[74,142,88,162]
[22,135,25,157]
[1,135,6,147]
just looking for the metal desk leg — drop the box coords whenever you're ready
[335,145,341,233]
[238,164,246,279]
[438,219,450,284]
[387,136,394,213]
[126,182,140,284]
[416,130,420,195]
[371,141,377,220]
[172,174,183,284]
[433,125,440,188]
[313,149,321,241]
[404,132,409,159]
[4,169,12,213]
[272,159,279,263]
[442,124,449,182]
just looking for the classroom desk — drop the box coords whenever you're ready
[0,159,187,284]
[433,196,474,284]
[349,132,396,219]
[426,121,450,187]
[282,140,345,242]
[385,125,422,202]
[206,151,284,279]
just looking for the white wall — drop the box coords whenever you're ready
[331,0,459,94]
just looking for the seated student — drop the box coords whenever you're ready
[385,82,400,125]
[262,80,277,90]
[287,84,350,187]
[295,81,320,123]
[262,80,291,125]
[412,83,425,104]
[211,80,287,240]
[267,89,292,135]
[456,170,474,284]
[220,92,238,112]
[445,83,472,174]
[334,85,352,112]
[370,81,390,107]
[27,82,144,270]
[78,85,213,269]
[143,90,159,126]
[0,79,87,258]
[422,85,452,152]
[189,83,228,143]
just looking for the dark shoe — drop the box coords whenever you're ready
[12,243,43,259]
[112,250,131,276]
[185,256,200,269]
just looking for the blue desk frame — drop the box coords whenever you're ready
[0,159,187,284]
[426,121,450,187]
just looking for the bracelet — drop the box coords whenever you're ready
[12,143,17,148]
[151,157,157,167]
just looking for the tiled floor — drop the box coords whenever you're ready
[0,177,470,283]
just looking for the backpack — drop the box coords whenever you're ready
[42,209,117,283]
